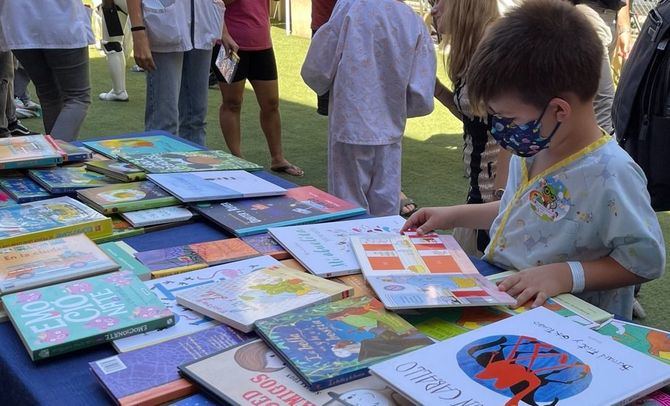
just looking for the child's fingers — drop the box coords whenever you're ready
[401,210,424,233]
[497,274,520,292]
[531,291,548,308]
[514,287,537,309]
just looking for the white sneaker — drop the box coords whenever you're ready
[99,90,129,102]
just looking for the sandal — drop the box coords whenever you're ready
[271,163,304,177]
[400,194,418,218]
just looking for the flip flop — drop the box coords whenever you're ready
[400,196,418,218]
[271,163,304,177]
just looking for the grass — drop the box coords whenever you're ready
[22,28,670,330]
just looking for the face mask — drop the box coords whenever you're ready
[490,103,561,158]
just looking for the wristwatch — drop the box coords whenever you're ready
[493,188,505,200]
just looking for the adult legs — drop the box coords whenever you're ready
[145,51,183,137]
[178,48,212,146]
[217,79,246,157]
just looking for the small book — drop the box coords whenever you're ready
[54,140,93,162]
[241,233,291,260]
[121,206,193,228]
[0,196,113,248]
[98,241,152,282]
[2,271,175,361]
[0,234,120,295]
[254,295,433,391]
[77,181,179,215]
[83,135,201,159]
[178,339,414,406]
[0,175,51,203]
[28,167,117,194]
[176,266,353,333]
[191,186,367,237]
[86,160,146,182]
[214,47,240,84]
[92,216,145,244]
[370,307,670,406]
[147,170,287,202]
[597,318,670,365]
[0,134,64,169]
[268,215,406,277]
[120,150,263,174]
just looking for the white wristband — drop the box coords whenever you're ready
[568,261,585,294]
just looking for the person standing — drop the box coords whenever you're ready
[311,0,337,116]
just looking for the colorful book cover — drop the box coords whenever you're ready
[86,160,146,182]
[176,266,353,333]
[268,215,407,277]
[120,150,262,174]
[148,171,287,202]
[0,190,18,208]
[83,135,200,159]
[0,175,51,203]
[192,186,367,237]
[178,339,414,406]
[3,271,175,361]
[168,394,218,406]
[0,234,119,295]
[54,140,93,162]
[98,241,152,282]
[0,196,113,248]
[91,325,251,405]
[0,134,63,169]
[92,217,145,244]
[240,233,291,260]
[28,167,117,194]
[189,238,259,265]
[499,297,601,329]
[370,307,670,406]
[254,296,433,391]
[597,319,670,366]
[631,390,670,405]
[113,256,279,352]
[401,307,513,341]
[78,181,179,214]
[332,274,377,298]
[120,206,192,228]
[214,47,240,84]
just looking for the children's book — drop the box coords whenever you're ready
[254,295,433,391]
[176,266,353,333]
[178,339,414,406]
[91,325,251,406]
[401,306,513,341]
[268,215,407,277]
[0,134,64,169]
[0,234,120,295]
[54,140,93,162]
[499,297,601,329]
[78,181,179,215]
[597,319,670,366]
[370,307,670,406]
[0,175,51,203]
[92,217,145,244]
[28,167,117,194]
[332,273,377,298]
[240,233,291,260]
[168,394,218,406]
[119,150,263,173]
[0,196,112,248]
[98,241,152,282]
[0,190,18,208]
[86,160,146,182]
[83,135,201,159]
[192,186,367,237]
[214,47,240,84]
[147,170,287,202]
[121,206,193,228]
[113,256,279,352]
[631,390,670,405]
[3,271,175,361]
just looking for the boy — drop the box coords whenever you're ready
[403,0,665,319]
[301,0,436,216]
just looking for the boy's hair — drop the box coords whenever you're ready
[466,0,603,115]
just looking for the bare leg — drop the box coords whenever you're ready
[217,79,246,157]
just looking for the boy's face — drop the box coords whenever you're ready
[487,94,562,140]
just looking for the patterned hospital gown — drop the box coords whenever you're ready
[484,136,666,319]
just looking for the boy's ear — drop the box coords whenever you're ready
[551,97,571,123]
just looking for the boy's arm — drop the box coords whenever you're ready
[406,26,437,118]
[301,22,342,96]
[401,201,501,235]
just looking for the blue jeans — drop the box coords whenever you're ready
[145,49,212,146]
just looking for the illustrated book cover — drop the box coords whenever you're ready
[98,241,152,282]
[28,167,117,194]
[0,134,64,169]
[119,150,263,174]
[83,135,200,159]
[121,206,193,228]
[214,47,240,84]
[78,181,179,214]
[86,160,146,182]
[240,233,291,260]
[0,175,51,203]
[597,319,670,366]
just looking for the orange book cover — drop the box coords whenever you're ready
[189,238,259,265]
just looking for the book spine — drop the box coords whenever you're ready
[45,134,67,158]
[114,198,178,213]
[0,157,62,170]
[0,218,113,249]
[310,369,372,391]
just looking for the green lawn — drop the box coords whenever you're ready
[22,28,670,330]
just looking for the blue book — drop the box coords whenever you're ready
[0,176,51,203]
[28,167,117,194]
[83,135,200,159]
[0,134,63,169]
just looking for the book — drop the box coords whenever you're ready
[176,266,353,333]
[632,391,670,405]
[120,150,263,174]
[192,186,367,237]
[121,206,193,228]
[0,196,112,248]
[0,175,51,203]
[168,394,218,406]
[240,233,291,260]
[213,47,240,84]
[0,134,64,169]
[254,295,433,391]
[91,325,251,406]
[83,135,200,159]
[0,190,17,208]
[597,319,670,366]
[332,274,377,298]
[178,339,414,406]
[78,181,179,215]
[147,170,287,202]
[370,307,670,406]
[86,160,146,182]
[92,217,145,244]
[98,241,152,281]
[3,271,175,361]
[54,140,93,162]
[28,167,117,194]
[268,215,407,277]
[0,234,119,295]
[113,256,280,352]
[401,306,513,341]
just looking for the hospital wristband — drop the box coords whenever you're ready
[567,261,585,294]
[131,26,146,32]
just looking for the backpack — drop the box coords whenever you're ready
[613,0,670,212]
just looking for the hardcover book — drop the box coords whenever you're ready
[3,271,175,361]
[0,196,112,248]
[168,394,218,406]
[240,233,291,260]
[119,150,262,173]
[0,234,119,295]
[98,241,152,282]
[192,186,367,237]
[28,167,117,194]
[113,255,279,352]
[83,135,200,159]
[0,175,51,203]
[370,307,670,406]
[254,295,433,391]
[0,190,17,208]
[0,134,63,169]
[268,215,407,277]
[597,319,670,365]
[214,47,240,84]
[92,217,145,244]
[176,266,353,333]
[401,306,513,341]
[78,181,179,215]
[86,160,146,182]
[54,140,93,162]
[121,206,193,228]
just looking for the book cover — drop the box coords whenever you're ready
[120,206,192,228]
[54,140,93,162]
[78,181,179,214]
[0,175,51,203]
[332,274,377,298]
[241,233,291,260]
[176,266,353,333]
[370,307,670,406]
[86,160,146,182]
[120,150,263,174]
[192,186,367,237]
[178,339,414,406]
[499,297,601,329]
[0,196,113,248]
[254,296,433,391]
[189,238,259,265]
[98,241,152,282]
[93,217,145,244]
[0,234,119,295]
[3,271,175,361]
[91,325,251,406]
[0,134,63,169]
[83,135,200,159]
[28,167,117,194]
[631,390,670,405]
[401,306,513,341]
[268,215,406,277]
[168,394,218,406]
[597,319,670,366]
[113,256,279,352]
[0,190,18,208]
[214,48,240,84]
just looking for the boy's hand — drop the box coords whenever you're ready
[401,207,456,235]
[497,264,573,308]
